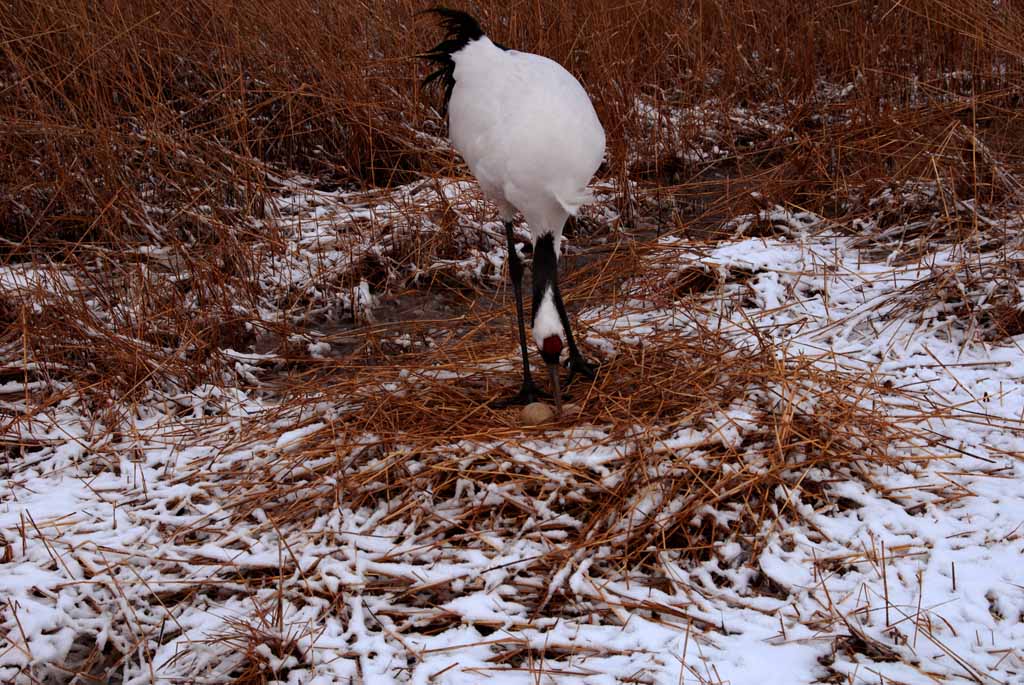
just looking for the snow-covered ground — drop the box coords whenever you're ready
[2,178,1023,684]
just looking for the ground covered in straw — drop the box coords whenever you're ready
[3,1,1024,684]
[5,175,1024,684]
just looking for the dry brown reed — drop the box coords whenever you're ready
[4,0,1021,395]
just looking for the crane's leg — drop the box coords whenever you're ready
[551,278,597,384]
[494,221,547,406]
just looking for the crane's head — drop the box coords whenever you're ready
[540,334,563,362]
[533,287,565,415]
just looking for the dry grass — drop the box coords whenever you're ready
[3,1,1024,682]
[2,0,1021,396]
[4,0,1022,240]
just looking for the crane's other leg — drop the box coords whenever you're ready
[551,277,597,384]
[494,221,547,406]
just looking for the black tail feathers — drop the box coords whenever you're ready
[419,8,486,115]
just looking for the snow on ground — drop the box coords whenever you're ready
[2,180,1023,684]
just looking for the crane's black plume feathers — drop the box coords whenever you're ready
[420,8,498,116]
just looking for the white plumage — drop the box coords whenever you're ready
[447,36,605,237]
[422,8,604,412]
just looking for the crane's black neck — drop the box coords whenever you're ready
[531,233,558,322]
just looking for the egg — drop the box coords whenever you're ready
[521,402,555,425]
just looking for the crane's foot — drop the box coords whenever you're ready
[565,355,598,384]
[491,381,552,408]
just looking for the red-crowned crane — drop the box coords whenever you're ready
[421,8,604,414]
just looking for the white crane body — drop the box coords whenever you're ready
[422,9,604,411]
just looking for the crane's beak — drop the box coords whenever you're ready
[547,362,563,416]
